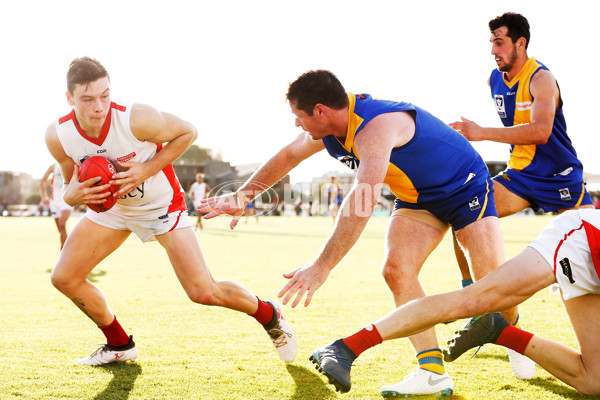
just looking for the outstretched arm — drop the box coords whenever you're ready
[279,112,413,307]
[198,132,324,229]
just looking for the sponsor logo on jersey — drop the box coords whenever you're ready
[516,101,532,111]
[554,167,573,177]
[559,188,572,201]
[559,257,576,283]
[117,152,137,163]
[119,182,145,199]
[494,95,507,118]
[468,196,481,211]
[97,149,107,153]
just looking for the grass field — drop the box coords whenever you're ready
[0,214,589,400]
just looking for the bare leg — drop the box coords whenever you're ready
[375,248,553,341]
[381,215,446,355]
[455,216,521,324]
[51,217,130,326]
[524,293,600,395]
[156,227,259,314]
[452,180,530,284]
[54,209,71,249]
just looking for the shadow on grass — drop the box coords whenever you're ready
[45,267,107,283]
[93,362,142,400]
[285,364,337,400]
[520,377,584,399]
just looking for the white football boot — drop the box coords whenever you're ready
[75,335,138,366]
[380,369,454,398]
[264,299,297,363]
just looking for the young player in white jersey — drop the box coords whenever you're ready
[45,57,296,366]
[40,163,73,249]
[188,173,210,230]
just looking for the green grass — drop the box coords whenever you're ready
[0,214,587,399]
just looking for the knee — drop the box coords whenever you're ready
[50,269,79,294]
[381,261,417,290]
[186,286,219,306]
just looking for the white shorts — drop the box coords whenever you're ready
[50,198,73,218]
[85,208,191,243]
[528,209,600,300]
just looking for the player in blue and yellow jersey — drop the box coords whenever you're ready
[198,70,524,397]
[449,12,594,380]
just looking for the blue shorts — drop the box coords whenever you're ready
[493,168,593,213]
[394,177,498,230]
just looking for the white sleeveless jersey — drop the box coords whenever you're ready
[55,100,186,217]
[190,182,207,204]
[51,163,64,200]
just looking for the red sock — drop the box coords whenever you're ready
[250,297,275,326]
[494,324,534,355]
[342,324,383,357]
[99,316,130,347]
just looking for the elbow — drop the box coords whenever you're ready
[189,126,199,144]
[536,133,550,145]
[532,124,551,144]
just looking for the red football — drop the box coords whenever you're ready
[79,156,119,212]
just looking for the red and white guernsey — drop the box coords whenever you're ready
[56,101,186,217]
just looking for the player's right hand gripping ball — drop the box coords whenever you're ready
[79,156,119,212]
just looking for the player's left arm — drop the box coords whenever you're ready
[450,70,557,145]
[110,103,197,197]
[279,112,413,308]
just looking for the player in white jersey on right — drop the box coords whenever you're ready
[189,172,210,230]
[45,56,296,367]
[310,209,600,396]
[40,163,73,249]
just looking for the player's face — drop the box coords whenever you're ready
[490,27,518,73]
[289,101,328,140]
[67,77,111,133]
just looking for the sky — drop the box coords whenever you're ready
[1,0,598,184]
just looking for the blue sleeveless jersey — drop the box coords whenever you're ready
[322,93,490,204]
[490,57,582,176]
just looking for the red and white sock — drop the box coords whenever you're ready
[342,324,383,357]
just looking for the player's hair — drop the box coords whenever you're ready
[286,70,349,116]
[67,57,110,94]
[489,12,530,49]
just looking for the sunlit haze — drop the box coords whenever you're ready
[2,0,598,183]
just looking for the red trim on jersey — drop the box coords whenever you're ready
[58,112,73,125]
[155,143,186,213]
[553,222,585,275]
[60,102,127,147]
[168,211,183,232]
[582,220,600,279]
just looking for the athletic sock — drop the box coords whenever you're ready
[251,297,275,326]
[494,324,534,355]
[342,324,383,357]
[513,314,521,328]
[99,316,130,347]
[417,348,445,375]
[461,278,474,288]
